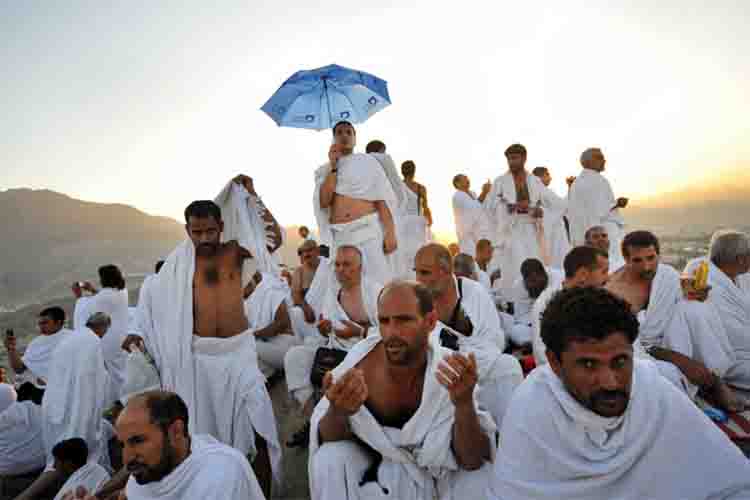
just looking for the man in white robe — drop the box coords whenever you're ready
[400,159,433,276]
[51,438,110,500]
[474,239,495,291]
[488,286,750,500]
[607,231,743,409]
[0,383,46,498]
[288,241,330,343]
[310,281,497,500]
[532,166,571,271]
[451,174,491,258]
[533,246,610,366]
[87,391,264,500]
[243,271,299,380]
[315,121,400,285]
[482,144,566,293]
[15,325,111,500]
[696,230,750,392]
[72,265,129,404]
[4,307,71,392]
[415,244,521,429]
[567,147,628,267]
[585,224,623,272]
[284,245,381,446]
[121,176,282,496]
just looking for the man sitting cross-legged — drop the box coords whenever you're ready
[309,281,497,500]
[487,287,750,500]
[283,245,381,448]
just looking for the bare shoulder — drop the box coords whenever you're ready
[605,269,627,295]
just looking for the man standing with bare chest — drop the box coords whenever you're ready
[121,175,282,497]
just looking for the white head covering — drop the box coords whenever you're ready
[0,383,17,414]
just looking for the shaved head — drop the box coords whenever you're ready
[416,243,453,272]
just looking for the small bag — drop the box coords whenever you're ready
[310,346,347,388]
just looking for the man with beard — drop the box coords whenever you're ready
[487,287,750,500]
[120,175,282,497]
[483,144,566,293]
[506,259,562,348]
[532,246,610,366]
[315,121,400,284]
[72,391,264,499]
[415,244,521,429]
[309,281,497,500]
[607,231,743,410]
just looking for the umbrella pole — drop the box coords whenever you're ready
[323,76,333,129]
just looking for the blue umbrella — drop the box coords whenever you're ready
[261,64,391,131]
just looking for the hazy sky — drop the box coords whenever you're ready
[3,1,749,238]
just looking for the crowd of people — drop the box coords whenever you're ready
[2,119,750,499]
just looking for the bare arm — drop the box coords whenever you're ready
[648,346,715,388]
[254,303,290,340]
[14,470,63,500]
[291,268,305,306]
[452,400,492,470]
[6,340,26,374]
[319,168,337,209]
[420,185,433,226]
[374,201,397,254]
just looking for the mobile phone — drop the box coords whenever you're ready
[439,328,459,351]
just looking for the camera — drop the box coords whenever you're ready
[439,328,459,351]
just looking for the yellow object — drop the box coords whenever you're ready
[694,261,709,290]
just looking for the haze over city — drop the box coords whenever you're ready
[3,1,749,240]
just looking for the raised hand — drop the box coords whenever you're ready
[616,197,629,209]
[383,231,398,254]
[318,315,332,337]
[121,334,145,353]
[324,368,368,417]
[328,144,343,166]
[436,352,478,407]
[232,174,256,195]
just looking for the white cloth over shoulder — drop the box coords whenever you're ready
[636,264,682,349]
[20,328,72,386]
[452,190,490,258]
[310,335,497,500]
[567,168,626,268]
[125,434,266,500]
[53,462,110,500]
[0,393,46,475]
[289,258,330,342]
[214,181,278,276]
[531,281,564,366]
[450,276,506,352]
[539,186,570,270]
[42,328,109,469]
[244,272,291,332]
[487,360,750,500]
[483,172,560,292]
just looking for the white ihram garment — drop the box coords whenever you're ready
[309,335,497,500]
[0,395,46,476]
[487,361,750,500]
[539,186,570,271]
[19,329,72,388]
[566,168,626,269]
[483,172,562,293]
[41,329,109,470]
[125,434,265,500]
[135,180,282,483]
[53,462,110,500]
[452,190,490,258]
[314,153,401,285]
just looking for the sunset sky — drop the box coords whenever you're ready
[2,1,748,238]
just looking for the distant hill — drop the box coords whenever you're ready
[626,180,750,234]
[0,189,306,310]
[0,189,186,308]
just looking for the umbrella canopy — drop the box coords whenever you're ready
[261,64,391,130]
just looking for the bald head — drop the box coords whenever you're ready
[416,243,453,273]
[580,148,605,172]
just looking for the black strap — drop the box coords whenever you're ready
[447,278,464,328]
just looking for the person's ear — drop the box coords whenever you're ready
[218,220,225,235]
[546,349,563,377]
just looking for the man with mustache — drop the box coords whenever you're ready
[309,281,498,500]
[488,287,750,500]
[71,390,264,500]
[118,175,282,498]
[414,244,521,434]
[606,230,743,411]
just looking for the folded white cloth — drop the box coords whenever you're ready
[125,434,266,499]
[488,360,750,500]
